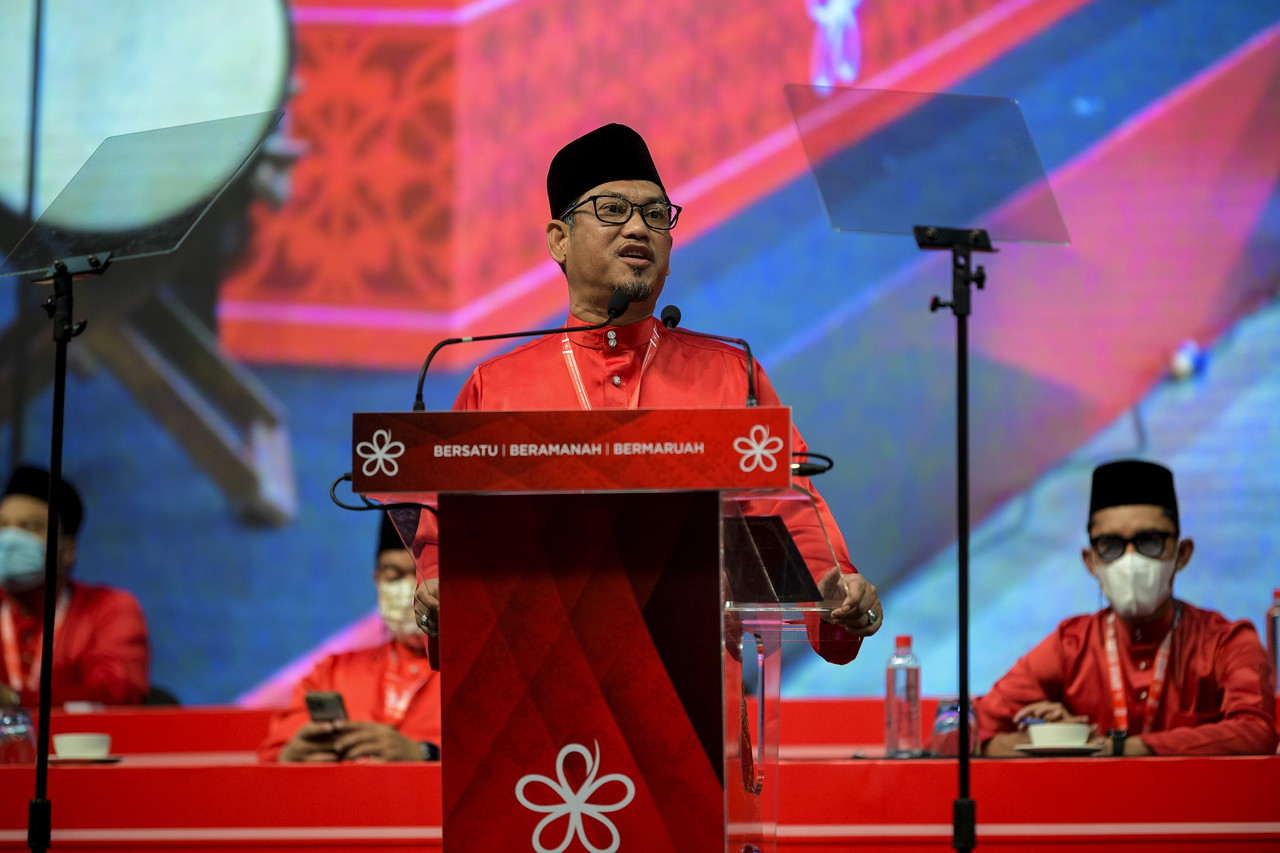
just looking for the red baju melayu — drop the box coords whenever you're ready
[974,600,1278,755]
[0,580,149,707]
[416,314,864,664]
[257,641,442,761]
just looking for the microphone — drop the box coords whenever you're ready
[413,290,632,410]
[659,304,757,406]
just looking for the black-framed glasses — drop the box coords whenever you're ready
[560,194,682,230]
[1089,530,1175,562]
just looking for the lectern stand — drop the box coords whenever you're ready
[353,407,833,853]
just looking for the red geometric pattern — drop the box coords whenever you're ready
[218,23,458,364]
[440,492,730,851]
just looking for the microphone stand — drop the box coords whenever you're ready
[917,225,994,853]
[27,254,109,853]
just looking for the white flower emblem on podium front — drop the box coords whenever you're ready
[355,428,405,477]
[515,741,636,853]
[734,424,784,472]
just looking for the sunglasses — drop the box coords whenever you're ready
[1089,530,1175,563]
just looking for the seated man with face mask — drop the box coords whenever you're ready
[976,459,1277,756]
[259,513,441,762]
[0,465,149,707]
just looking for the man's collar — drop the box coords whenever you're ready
[565,313,658,350]
[1118,598,1178,645]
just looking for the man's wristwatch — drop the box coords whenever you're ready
[419,741,441,761]
[1107,729,1127,756]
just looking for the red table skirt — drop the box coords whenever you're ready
[1,701,1276,852]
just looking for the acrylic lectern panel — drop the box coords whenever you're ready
[353,408,835,853]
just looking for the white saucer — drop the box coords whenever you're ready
[49,755,123,764]
[1014,743,1103,756]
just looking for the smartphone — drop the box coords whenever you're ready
[305,691,348,723]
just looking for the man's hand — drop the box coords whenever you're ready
[414,577,439,638]
[982,701,1097,757]
[278,721,342,762]
[1012,701,1089,726]
[818,568,883,636]
[330,721,422,761]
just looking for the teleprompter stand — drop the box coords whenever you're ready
[787,85,1069,853]
[1,111,283,853]
[919,224,995,852]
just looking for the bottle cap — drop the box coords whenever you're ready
[895,634,911,650]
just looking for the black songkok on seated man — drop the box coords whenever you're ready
[547,123,666,218]
[378,512,404,557]
[1088,459,1178,530]
[3,465,84,536]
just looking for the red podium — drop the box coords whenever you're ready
[352,408,838,853]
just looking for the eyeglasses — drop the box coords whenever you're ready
[560,194,682,230]
[1089,530,1175,562]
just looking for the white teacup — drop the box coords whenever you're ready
[52,732,112,759]
[1027,722,1089,748]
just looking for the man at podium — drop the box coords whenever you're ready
[412,123,882,665]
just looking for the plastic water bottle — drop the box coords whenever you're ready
[885,634,922,758]
[1267,588,1280,682]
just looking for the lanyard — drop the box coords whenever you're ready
[560,323,661,410]
[1104,601,1180,734]
[1,587,71,693]
[381,644,431,727]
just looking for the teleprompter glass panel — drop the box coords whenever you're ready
[785,85,1069,245]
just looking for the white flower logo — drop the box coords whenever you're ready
[355,428,405,477]
[514,741,636,853]
[733,424,784,473]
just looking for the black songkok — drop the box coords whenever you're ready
[547,123,665,219]
[1088,459,1178,529]
[3,465,84,536]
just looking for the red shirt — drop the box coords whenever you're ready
[0,581,149,707]
[416,315,864,664]
[974,600,1278,755]
[257,641,442,762]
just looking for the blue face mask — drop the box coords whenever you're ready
[0,528,46,592]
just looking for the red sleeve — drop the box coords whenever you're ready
[752,370,863,665]
[974,630,1069,743]
[47,586,149,706]
[256,655,341,762]
[1141,622,1278,755]
[409,368,481,586]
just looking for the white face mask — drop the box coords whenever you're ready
[0,527,46,592]
[1096,551,1177,618]
[376,576,419,639]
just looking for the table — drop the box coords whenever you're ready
[1,701,1276,852]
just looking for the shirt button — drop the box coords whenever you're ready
[608,338,617,348]
[1138,661,1148,671]
[606,330,617,339]
[612,376,622,386]
[1138,690,1148,700]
